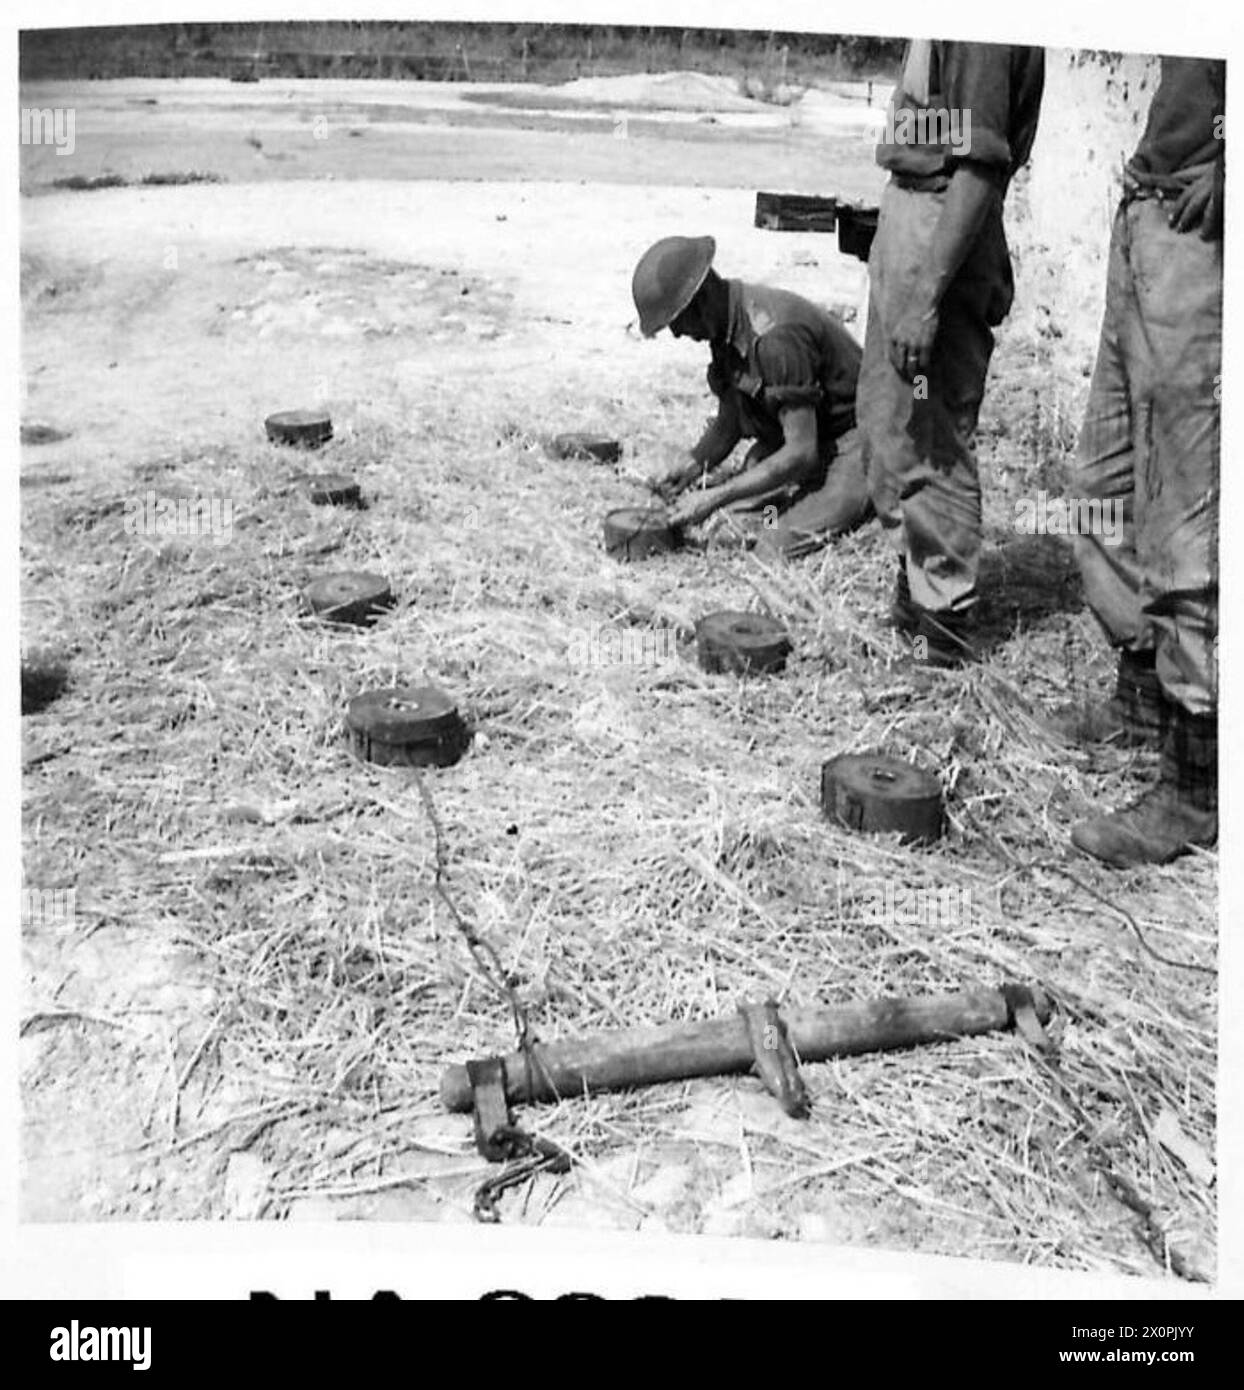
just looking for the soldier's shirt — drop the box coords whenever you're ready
[1127,56,1225,197]
[707,279,861,458]
[877,40,1045,185]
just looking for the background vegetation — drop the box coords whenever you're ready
[20,22,905,85]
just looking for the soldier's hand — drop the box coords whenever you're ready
[1168,164,1221,238]
[888,306,939,382]
[650,461,700,503]
[1202,157,1225,241]
[668,490,716,529]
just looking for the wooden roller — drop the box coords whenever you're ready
[440,984,1051,1112]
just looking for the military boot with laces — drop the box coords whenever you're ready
[1070,706,1217,867]
[888,564,976,668]
[889,563,919,632]
[1049,649,1169,749]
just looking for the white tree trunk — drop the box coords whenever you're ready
[1010,49,1159,373]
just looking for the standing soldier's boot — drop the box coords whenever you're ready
[888,563,976,667]
[889,563,919,631]
[911,606,976,668]
[1049,649,1171,748]
[1070,706,1217,867]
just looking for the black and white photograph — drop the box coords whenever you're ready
[9,0,1237,1308]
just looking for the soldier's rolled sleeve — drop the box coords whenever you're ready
[756,327,822,412]
[942,43,1020,175]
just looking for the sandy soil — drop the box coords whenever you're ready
[20,178,869,472]
[19,74,887,197]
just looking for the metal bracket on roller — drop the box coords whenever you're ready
[467,1056,514,1161]
[738,1000,810,1118]
[1000,983,1054,1053]
[467,1056,574,1223]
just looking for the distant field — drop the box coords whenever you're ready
[20,21,903,86]
[17,78,887,200]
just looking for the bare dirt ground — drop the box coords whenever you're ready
[19,75,1215,1282]
[18,75,885,197]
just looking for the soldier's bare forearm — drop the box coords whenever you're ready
[706,444,812,508]
[912,163,1000,313]
[690,418,742,472]
[657,418,741,499]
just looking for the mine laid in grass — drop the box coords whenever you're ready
[549,432,623,464]
[20,422,73,446]
[21,653,71,715]
[265,409,334,448]
[346,685,471,768]
[695,610,791,675]
[305,472,363,507]
[302,571,394,627]
[820,753,946,846]
[603,506,680,561]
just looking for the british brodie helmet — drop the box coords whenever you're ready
[632,235,717,337]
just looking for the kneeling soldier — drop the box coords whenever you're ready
[631,235,872,558]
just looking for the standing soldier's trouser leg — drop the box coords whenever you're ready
[1066,198,1218,866]
[1071,200,1220,716]
[1068,206,1147,658]
[859,184,999,615]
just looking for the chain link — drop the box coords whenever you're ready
[408,768,568,1220]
